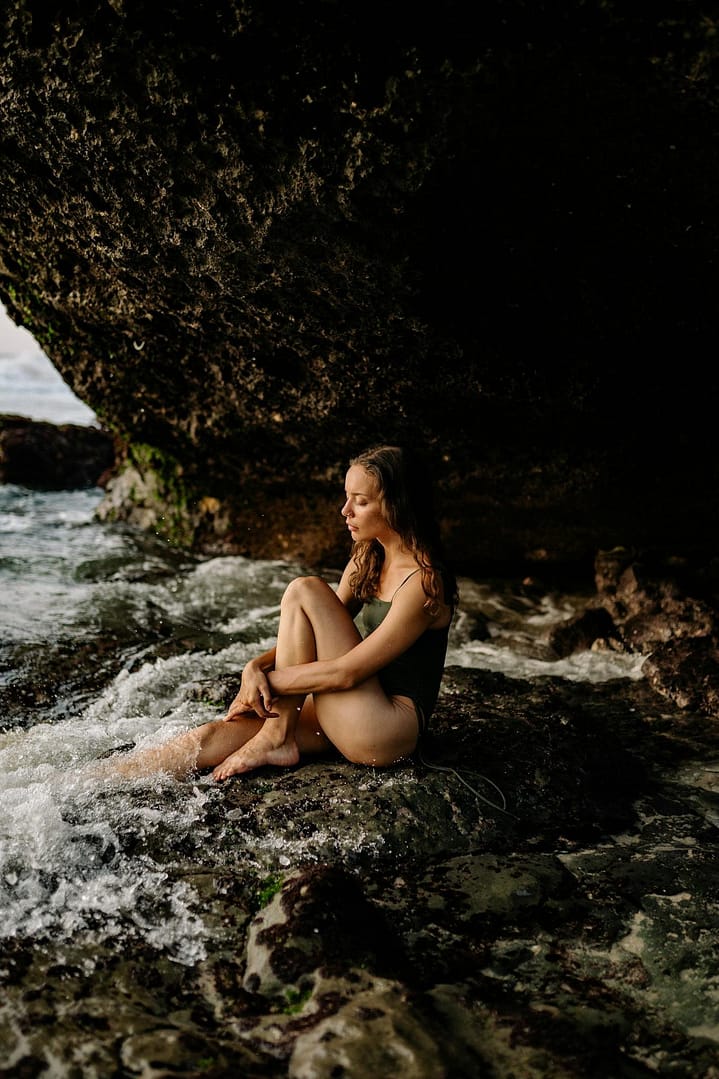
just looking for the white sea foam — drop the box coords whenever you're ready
[446,576,645,683]
[0,728,213,964]
[446,636,646,683]
[0,638,257,963]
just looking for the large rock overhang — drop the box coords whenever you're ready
[1,2,718,572]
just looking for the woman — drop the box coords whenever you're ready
[111,444,458,781]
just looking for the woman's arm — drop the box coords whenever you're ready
[335,559,362,617]
[266,575,438,699]
[226,565,361,719]
[225,646,278,719]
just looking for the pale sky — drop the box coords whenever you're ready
[0,303,37,351]
[0,302,97,424]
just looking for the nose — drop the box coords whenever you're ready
[341,498,351,518]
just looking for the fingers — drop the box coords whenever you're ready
[223,698,257,721]
[222,696,278,721]
[256,693,279,718]
[224,671,278,721]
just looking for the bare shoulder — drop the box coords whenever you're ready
[390,566,452,628]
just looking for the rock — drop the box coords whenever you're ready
[642,636,719,715]
[2,5,719,567]
[5,558,719,1074]
[0,414,115,489]
[242,864,403,1000]
[595,555,717,652]
[289,972,448,1079]
[546,606,622,659]
[2,661,719,1076]
[578,547,719,714]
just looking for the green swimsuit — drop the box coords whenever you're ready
[358,569,451,735]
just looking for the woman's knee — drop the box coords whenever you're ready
[281,575,333,608]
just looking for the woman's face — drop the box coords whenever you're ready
[341,465,393,544]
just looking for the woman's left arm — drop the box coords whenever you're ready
[266,578,438,698]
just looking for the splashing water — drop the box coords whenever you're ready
[0,485,644,964]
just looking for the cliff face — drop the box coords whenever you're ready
[1,1,719,572]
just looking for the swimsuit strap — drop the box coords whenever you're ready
[391,567,421,600]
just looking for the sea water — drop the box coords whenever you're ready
[0,319,645,965]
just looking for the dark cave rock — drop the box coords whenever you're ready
[0,414,116,489]
[1,3,719,572]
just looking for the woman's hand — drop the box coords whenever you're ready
[223,660,278,721]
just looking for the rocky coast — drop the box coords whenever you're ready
[1,1,719,572]
[2,536,719,1077]
[2,1,719,1075]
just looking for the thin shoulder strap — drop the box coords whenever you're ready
[391,567,421,600]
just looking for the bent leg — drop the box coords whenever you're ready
[269,577,419,766]
[212,576,362,779]
[106,575,418,782]
[215,576,419,777]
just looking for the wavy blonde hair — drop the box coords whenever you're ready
[347,444,458,616]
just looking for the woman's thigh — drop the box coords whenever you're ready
[305,688,419,766]
[287,577,418,764]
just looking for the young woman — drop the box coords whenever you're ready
[111,444,458,781]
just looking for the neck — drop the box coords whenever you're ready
[378,537,413,566]
[377,539,416,574]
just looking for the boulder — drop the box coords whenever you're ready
[0,414,115,489]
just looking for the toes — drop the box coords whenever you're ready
[213,756,249,780]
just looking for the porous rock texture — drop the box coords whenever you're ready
[2,2,719,571]
[3,661,719,1077]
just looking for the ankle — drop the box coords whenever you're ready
[264,710,299,743]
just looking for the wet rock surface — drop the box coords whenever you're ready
[1,553,719,1077]
[3,565,719,1076]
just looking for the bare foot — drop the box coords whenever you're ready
[212,729,300,780]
